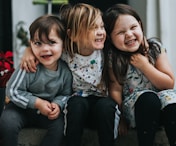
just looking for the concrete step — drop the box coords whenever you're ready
[18,127,169,146]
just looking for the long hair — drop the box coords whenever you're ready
[64,3,102,58]
[103,4,161,85]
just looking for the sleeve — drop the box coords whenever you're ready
[6,67,37,109]
[52,64,73,111]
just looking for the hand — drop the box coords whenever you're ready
[48,103,60,120]
[118,115,128,136]
[130,53,149,70]
[35,98,52,117]
[20,47,38,72]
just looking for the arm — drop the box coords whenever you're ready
[6,67,37,109]
[130,52,174,90]
[108,68,122,108]
[108,68,128,135]
[52,70,73,110]
[6,67,55,117]
[20,47,38,72]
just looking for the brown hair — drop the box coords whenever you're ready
[29,15,65,43]
[64,3,102,57]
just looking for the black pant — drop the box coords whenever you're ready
[0,103,64,146]
[135,92,176,146]
[65,95,119,146]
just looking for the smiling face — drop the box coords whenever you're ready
[30,28,63,70]
[79,15,106,55]
[110,14,143,53]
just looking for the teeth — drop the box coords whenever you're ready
[96,39,102,42]
[126,40,135,45]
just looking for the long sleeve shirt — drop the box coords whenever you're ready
[6,59,72,111]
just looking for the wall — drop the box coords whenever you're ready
[146,0,176,88]
[12,0,45,68]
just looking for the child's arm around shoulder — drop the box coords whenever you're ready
[20,47,38,72]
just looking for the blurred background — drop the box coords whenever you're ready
[0,0,176,88]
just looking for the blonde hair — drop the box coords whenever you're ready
[65,3,102,57]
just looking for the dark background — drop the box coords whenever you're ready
[0,0,12,52]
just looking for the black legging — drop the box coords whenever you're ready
[162,104,176,146]
[135,92,176,146]
[135,92,161,146]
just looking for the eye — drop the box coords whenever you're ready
[117,31,125,35]
[48,40,56,45]
[34,41,41,46]
[131,25,138,30]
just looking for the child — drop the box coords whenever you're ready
[0,15,72,146]
[103,4,176,146]
[20,3,121,146]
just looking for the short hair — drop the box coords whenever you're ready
[29,15,65,42]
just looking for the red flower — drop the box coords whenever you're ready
[0,50,14,87]
[0,51,13,71]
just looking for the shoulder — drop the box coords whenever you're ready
[148,37,165,52]
[59,59,71,73]
[148,37,166,62]
[59,59,69,68]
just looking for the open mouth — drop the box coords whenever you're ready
[125,39,136,46]
[95,38,105,43]
[41,54,52,59]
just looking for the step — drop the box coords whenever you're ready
[18,127,169,146]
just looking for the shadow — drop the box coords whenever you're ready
[0,88,5,117]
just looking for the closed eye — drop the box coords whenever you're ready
[117,31,125,35]
[131,25,138,30]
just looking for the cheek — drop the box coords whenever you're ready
[31,48,39,56]
[54,45,63,54]
[136,30,143,42]
[112,36,124,49]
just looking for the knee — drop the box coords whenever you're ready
[0,111,22,136]
[136,92,161,110]
[95,98,116,118]
[67,96,89,117]
[0,118,18,138]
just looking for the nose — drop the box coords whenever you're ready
[125,30,133,38]
[42,44,50,51]
[96,27,105,35]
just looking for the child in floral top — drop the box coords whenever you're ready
[103,4,176,146]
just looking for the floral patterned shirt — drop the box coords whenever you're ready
[61,50,106,97]
[109,46,176,127]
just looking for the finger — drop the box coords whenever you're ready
[26,60,37,72]
[29,59,37,69]
[21,62,30,72]
[48,113,59,120]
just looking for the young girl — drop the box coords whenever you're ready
[103,4,176,146]
[20,3,121,146]
[0,15,72,146]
